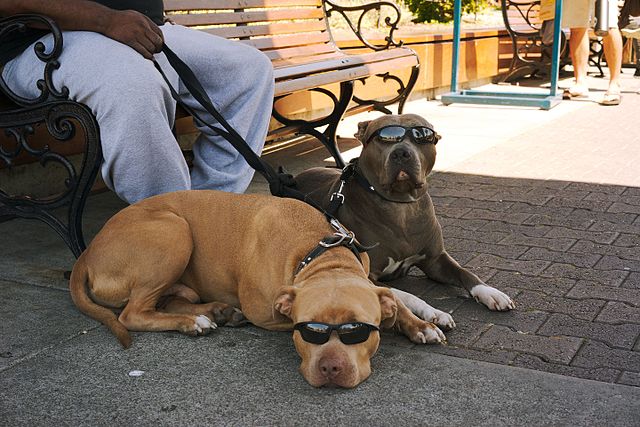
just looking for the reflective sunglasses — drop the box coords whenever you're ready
[366,125,439,145]
[293,322,379,345]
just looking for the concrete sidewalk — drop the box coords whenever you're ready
[1,70,639,425]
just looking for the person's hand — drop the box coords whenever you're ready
[102,9,164,59]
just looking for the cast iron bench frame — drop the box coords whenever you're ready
[0,0,419,257]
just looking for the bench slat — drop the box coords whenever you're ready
[199,20,327,39]
[263,43,337,61]
[164,0,322,11]
[275,55,418,96]
[239,32,330,50]
[273,48,417,79]
[170,8,325,27]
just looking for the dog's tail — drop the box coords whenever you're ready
[69,257,132,348]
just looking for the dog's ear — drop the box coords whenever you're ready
[274,286,297,318]
[376,287,398,329]
[355,120,371,142]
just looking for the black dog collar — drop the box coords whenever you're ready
[295,219,374,276]
[327,158,416,217]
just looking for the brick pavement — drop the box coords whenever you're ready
[393,172,640,387]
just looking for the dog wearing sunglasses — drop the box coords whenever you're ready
[294,114,515,334]
[69,190,445,388]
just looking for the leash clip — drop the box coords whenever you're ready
[319,230,356,248]
[329,180,346,204]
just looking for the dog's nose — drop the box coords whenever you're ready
[390,147,414,163]
[318,356,344,380]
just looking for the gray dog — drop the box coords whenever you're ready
[294,114,515,332]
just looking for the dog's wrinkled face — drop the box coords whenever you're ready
[274,280,397,388]
[356,114,438,202]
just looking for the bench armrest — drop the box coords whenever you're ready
[323,0,404,51]
[0,14,68,107]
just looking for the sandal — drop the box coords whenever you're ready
[562,84,589,100]
[600,91,621,106]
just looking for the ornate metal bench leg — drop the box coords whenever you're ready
[272,80,354,168]
[0,102,102,259]
[398,65,419,114]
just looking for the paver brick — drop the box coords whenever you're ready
[428,186,498,200]
[516,291,605,321]
[544,226,618,244]
[442,226,509,244]
[583,191,636,203]
[569,240,640,262]
[608,202,640,215]
[572,341,640,371]
[498,234,576,252]
[618,371,640,387]
[566,182,627,194]
[452,299,548,333]
[613,233,640,248]
[595,302,640,324]
[519,247,601,269]
[545,197,613,213]
[468,254,550,275]
[434,206,472,219]
[590,220,640,235]
[512,354,621,383]
[538,313,639,349]
[446,238,528,260]
[489,271,577,296]
[567,280,640,303]
[438,217,489,231]
[479,222,553,237]
[526,187,590,201]
[622,187,640,197]
[573,209,638,225]
[426,344,518,365]
[473,325,583,364]
[487,190,552,206]
[507,202,574,216]
[462,209,532,225]
[523,214,595,230]
[622,272,640,289]
[594,255,640,272]
[446,197,515,212]
[543,264,628,287]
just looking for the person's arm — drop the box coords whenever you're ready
[0,0,163,59]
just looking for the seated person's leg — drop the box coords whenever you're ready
[160,24,275,194]
[2,31,190,204]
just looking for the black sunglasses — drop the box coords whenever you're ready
[293,322,379,345]
[366,125,439,145]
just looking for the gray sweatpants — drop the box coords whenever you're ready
[2,24,274,204]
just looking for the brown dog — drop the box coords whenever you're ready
[69,190,444,388]
[294,114,515,335]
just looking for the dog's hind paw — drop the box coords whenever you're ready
[194,315,218,335]
[470,284,515,311]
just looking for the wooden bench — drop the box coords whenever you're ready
[499,0,571,82]
[0,1,419,257]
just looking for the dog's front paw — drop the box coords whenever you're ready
[470,284,515,311]
[193,314,218,335]
[409,321,446,344]
[432,311,456,330]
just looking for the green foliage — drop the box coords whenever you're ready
[403,0,490,23]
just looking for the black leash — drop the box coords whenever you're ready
[153,44,374,266]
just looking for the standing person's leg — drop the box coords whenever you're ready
[563,0,592,97]
[569,27,591,95]
[159,24,275,193]
[600,0,623,105]
[2,31,190,204]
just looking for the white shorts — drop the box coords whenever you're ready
[562,0,619,29]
